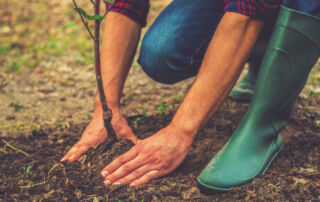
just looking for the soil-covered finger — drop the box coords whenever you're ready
[131,170,162,186]
[104,156,148,184]
[101,147,138,176]
[68,144,90,162]
[117,164,155,185]
[61,144,81,161]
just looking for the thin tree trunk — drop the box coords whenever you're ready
[94,0,117,142]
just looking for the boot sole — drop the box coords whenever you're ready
[198,135,284,192]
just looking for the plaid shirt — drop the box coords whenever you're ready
[224,0,282,19]
[106,0,150,27]
[106,0,282,27]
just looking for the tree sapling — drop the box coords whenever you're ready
[72,0,117,142]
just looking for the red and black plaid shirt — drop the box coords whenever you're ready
[106,0,282,27]
[106,0,150,26]
[224,0,282,19]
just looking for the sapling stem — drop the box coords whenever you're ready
[93,0,117,142]
[73,0,117,142]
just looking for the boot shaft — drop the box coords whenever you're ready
[248,6,320,131]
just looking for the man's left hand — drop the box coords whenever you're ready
[100,125,193,186]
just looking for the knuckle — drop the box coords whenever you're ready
[122,164,132,172]
[118,156,126,164]
[107,174,117,181]
[136,140,144,147]
[132,170,141,178]
[158,162,170,170]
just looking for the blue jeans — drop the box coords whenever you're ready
[284,0,320,17]
[138,0,320,84]
[138,0,224,84]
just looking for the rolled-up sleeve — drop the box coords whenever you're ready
[106,0,150,27]
[224,0,283,19]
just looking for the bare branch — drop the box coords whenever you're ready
[72,0,94,40]
[90,0,94,5]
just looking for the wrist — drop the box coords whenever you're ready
[93,104,121,119]
[94,92,120,113]
[166,122,197,148]
[170,115,199,138]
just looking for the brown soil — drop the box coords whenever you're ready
[1,99,319,201]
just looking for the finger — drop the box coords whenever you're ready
[130,170,163,186]
[113,164,152,185]
[101,147,138,177]
[67,144,89,162]
[103,156,147,184]
[61,143,81,161]
[127,134,139,145]
[122,127,140,145]
[116,125,138,143]
[97,130,108,143]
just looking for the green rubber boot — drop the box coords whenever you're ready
[198,6,320,191]
[229,62,260,102]
[229,19,275,102]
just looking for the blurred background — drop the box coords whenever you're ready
[0,0,319,137]
[0,0,193,137]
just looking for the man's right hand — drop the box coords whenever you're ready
[61,112,137,163]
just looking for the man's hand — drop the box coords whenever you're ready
[100,125,194,186]
[61,112,137,163]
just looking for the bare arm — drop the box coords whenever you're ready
[95,11,141,117]
[101,12,264,186]
[171,12,264,142]
[62,12,141,162]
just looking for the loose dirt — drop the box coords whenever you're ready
[1,99,319,201]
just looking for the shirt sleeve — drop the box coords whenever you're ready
[106,0,150,27]
[224,0,282,19]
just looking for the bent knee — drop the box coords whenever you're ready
[138,34,180,84]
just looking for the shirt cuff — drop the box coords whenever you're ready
[106,0,150,27]
[224,0,281,19]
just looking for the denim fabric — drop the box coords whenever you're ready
[138,0,320,84]
[284,0,320,17]
[138,0,225,84]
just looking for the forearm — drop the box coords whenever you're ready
[171,13,264,141]
[94,11,141,116]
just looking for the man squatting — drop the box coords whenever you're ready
[61,0,320,191]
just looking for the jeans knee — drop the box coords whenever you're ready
[138,32,178,84]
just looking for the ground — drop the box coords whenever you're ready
[0,0,320,201]
[1,99,320,201]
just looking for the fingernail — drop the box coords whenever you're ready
[113,182,121,185]
[129,183,135,187]
[101,171,109,177]
[60,157,66,162]
[104,180,111,185]
[69,154,75,161]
